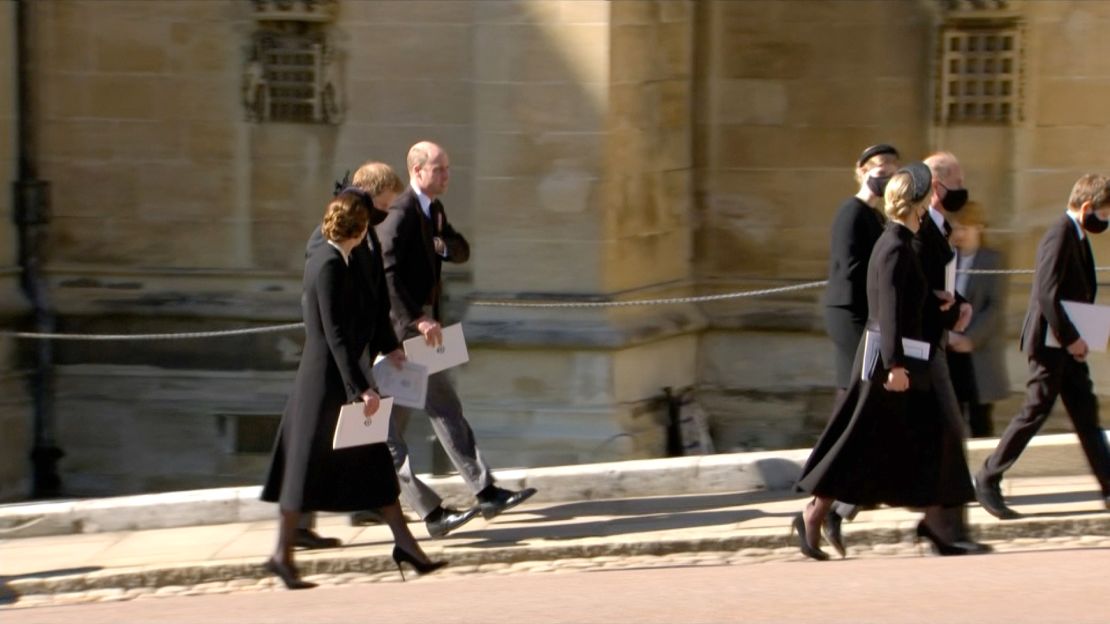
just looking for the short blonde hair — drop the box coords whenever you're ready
[351,161,403,197]
[883,171,927,222]
[1067,173,1110,210]
[322,190,370,242]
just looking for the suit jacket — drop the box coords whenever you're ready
[958,248,1010,402]
[375,187,470,339]
[1020,214,1097,357]
[823,197,885,317]
[306,226,400,360]
[913,212,964,344]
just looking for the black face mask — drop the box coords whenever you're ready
[866,175,892,197]
[941,186,968,213]
[1084,212,1109,234]
[368,208,388,226]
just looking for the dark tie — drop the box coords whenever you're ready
[942,220,952,238]
[429,200,444,236]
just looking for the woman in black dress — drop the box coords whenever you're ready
[793,163,975,560]
[261,190,445,589]
[824,144,900,392]
[820,144,901,549]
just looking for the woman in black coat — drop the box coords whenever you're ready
[261,190,444,589]
[793,163,976,560]
[824,144,900,392]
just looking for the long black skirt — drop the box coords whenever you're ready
[797,342,974,508]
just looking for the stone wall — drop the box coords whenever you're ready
[0,1,33,502]
[461,0,701,467]
[7,0,1110,496]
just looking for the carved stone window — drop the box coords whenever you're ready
[244,0,342,124]
[935,1,1023,125]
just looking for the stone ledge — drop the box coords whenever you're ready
[0,433,1103,539]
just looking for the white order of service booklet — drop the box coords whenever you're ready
[371,357,429,409]
[332,397,393,450]
[402,322,469,375]
[1045,300,1110,352]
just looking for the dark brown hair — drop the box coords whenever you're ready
[322,190,370,242]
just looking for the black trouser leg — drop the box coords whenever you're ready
[979,354,1063,484]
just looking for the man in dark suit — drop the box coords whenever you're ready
[909,151,990,553]
[376,141,536,538]
[293,162,407,549]
[975,173,1110,518]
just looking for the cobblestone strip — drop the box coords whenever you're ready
[3,519,1108,611]
[5,534,1110,610]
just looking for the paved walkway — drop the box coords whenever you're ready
[7,550,1109,624]
[2,474,1109,611]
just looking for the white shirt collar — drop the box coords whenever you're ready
[928,205,947,231]
[326,239,349,265]
[1067,211,1086,240]
[410,179,433,219]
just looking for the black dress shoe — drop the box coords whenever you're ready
[293,528,342,550]
[477,486,538,520]
[915,521,971,556]
[425,506,480,539]
[822,509,846,558]
[974,475,1021,520]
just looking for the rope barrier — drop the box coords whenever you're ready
[1,266,1106,341]
[0,323,305,341]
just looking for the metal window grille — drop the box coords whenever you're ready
[256,31,325,123]
[938,25,1022,125]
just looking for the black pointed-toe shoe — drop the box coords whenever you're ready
[477,486,538,520]
[425,505,480,539]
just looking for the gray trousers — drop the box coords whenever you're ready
[388,369,494,519]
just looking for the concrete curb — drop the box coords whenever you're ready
[0,433,1103,539]
[5,513,1110,599]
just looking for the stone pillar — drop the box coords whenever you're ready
[1,0,32,501]
[462,1,702,468]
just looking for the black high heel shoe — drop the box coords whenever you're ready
[914,521,971,557]
[822,509,847,558]
[790,513,829,561]
[265,557,317,590]
[392,545,448,581]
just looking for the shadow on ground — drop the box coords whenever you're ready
[443,491,799,548]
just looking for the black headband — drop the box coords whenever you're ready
[857,143,899,168]
[898,162,933,203]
